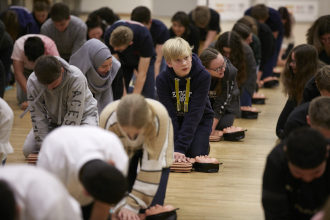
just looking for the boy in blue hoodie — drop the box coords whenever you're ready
[156,37,214,162]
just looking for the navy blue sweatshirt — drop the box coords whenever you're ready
[156,53,214,154]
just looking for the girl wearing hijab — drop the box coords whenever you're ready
[69,38,121,114]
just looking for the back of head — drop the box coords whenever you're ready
[0,10,19,41]
[232,23,251,40]
[86,14,106,38]
[79,160,127,204]
[50,3,70,22]
[237,15,258,36]
[309,96,330,130]
[251,4,269,21]
[315,66,330,94]
[200,47,219,69]
[24,37,45,62]
[191,6,210,27]
[110,26,133,47]
[131,6,151,25]
[171,11,190,29]
[278,7,292,38]
[33,0,51,12]
[162,37,192,62]
[0,180,17,220]
[286,127,328,169]
[306,15,330,53]
[96,7,117,25]
[34,55,62,85]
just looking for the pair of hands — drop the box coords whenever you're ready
[174,152,190,163]
[115,208,141,220]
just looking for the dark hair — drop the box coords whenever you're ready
[34,55,62,85]
[86,14,106,40]
[200,48,223,95]
[237,16,258,37]
[286,127,328,169]
[232,23,251,40]
[33,0,51,12]
[171,11,191,41]
[282,44,319,104]
[131,6,151,24]
[278,7,292,38]
[315,66,330,93]
[50,3,70,22]
[251,4,269,21]
[306,15,330,53]
[94,7,118,25]
[0,10,19,41]
[24,37,45,62]
[79,159,127,204]
[0,180,17,220]
[215,31,247,87]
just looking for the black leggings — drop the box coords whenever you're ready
[216,113,236,131]
[276,99,296,139]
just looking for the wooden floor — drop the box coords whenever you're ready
[3,18,312,219]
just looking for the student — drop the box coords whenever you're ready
[0,98,14,165]
[0,20,13,87]
[11,34,59,107]
[237,16,275,87]
[284,66,330,137]
[99,94,174,220]
[0,6,39,41]
[276,44,318,139]
[232,22,261,68]
[200,48,240,133]
[20,55,98,158]
[0,165,82,220]
[104,20,156,99]
[214,31,257,107]
[189,6,221,51]
[262,127,330,220]
[156,37,214,162]
[41,3,87,61]
[69,38,121,114]
[307,15,330,65]
[169,11,200,54]
[38,126,128,220]
[32,0,50,31]
[88,7,119,27]
[86,14,106,41]
[131,6,170,79]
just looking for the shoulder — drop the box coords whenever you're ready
[267,142,286,165]
[209,8,219,18]
[41,18,53,29]
[70,16,87,29]
[152,19,167,29]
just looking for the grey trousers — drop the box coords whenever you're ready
[17,68,33,104]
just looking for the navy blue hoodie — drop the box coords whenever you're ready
[156,53,214,154]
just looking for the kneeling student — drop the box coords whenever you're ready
[37,126,128,220]
[0,165,82,220]
[262,127,330,220]
[156,37,214,162]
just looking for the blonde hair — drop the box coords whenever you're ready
[192,6,211,27]
[110,26,133,47]
[309,96,330,129]
[162,37,193,62]
[116,94,156,153]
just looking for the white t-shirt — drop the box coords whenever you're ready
[0,98,14,161]
[37,126,128,206]
[0,165,82,220]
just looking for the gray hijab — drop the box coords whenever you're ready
[69,39,121,114]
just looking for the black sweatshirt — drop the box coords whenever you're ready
[283,102,310,138]
[263,141,330,220]
[302,76,321,104]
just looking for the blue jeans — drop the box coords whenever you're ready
[240,89,252,107]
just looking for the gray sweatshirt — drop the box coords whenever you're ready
[25,57,98,146]
[41,16,87,61]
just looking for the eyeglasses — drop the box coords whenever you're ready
[290,60,296,66]
[208,59,227,73]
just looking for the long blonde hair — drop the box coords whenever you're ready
[116,94,156,153]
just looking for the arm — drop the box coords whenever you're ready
[133,57,151,94]
[154,44,163,80]
[90,200,112,220]
[273,31,279,40]
[203,30,217,50]
[13,60,28,94]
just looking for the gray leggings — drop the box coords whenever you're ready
[215,113,236,131]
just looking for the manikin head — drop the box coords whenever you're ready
[200,48,226,79]
[307,96,330,138]
[50,3,71,32]
[131,6,152,29]
[145,204,177,220]
[162,37,193,78]
[284,127,329,183]
[109,26,134,52]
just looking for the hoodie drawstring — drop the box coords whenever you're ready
[174,77,191,113]
[20,88,45,118]
[57,89,63,125]
[175,78,180,111]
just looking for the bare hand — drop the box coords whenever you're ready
[118,208,140,220]
[21,101,28,110]
[174,152,189,162]
[211,130,223,137]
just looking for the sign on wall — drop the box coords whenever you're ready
[268,0,319,22]
[197,0,251,21]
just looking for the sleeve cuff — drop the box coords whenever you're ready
[214,111,223,120]
[174,147,185,154]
